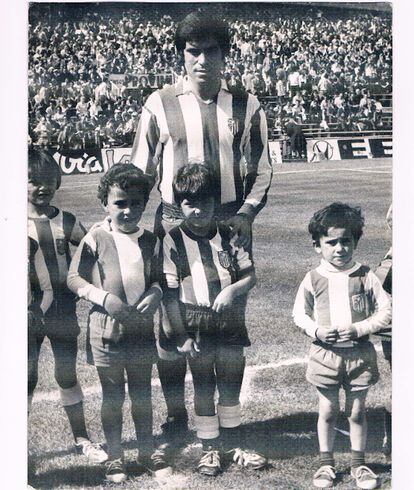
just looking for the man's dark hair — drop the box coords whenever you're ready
[173,163,216,203]
[97,163,151,206]
[308,202,365,246]
[175,12,230,58]
[28,147,61,189]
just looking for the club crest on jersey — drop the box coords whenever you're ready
[227,118,239,136]
[56,238,67,255]
[351,294,366,314]
[218,251,233,270]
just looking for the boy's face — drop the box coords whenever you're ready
[180,196,215,233]
[28,172,58,208]
[315,227,356,270]
[105,185,146,234]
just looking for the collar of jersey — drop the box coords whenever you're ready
[175,76,229,96]
[99,216,144,237]
[318,259,361,276]
[180,221,217,241]
[28,206,60,220]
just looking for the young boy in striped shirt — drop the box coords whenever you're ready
[67,164,170,483]
[162,163,267,476]
[28,148,107,465]
[293,203,391,489]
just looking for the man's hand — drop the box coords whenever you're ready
[337,324,358,342]
[225,214,252,249]
[316,327,338,344]
[136,287,162,315]
[177,338,200,358]
[212,286,236,313]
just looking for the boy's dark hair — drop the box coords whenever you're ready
[175,12,230,58]
[308,202,365,245]
[97,163,151,206]
[173,163,216,203]
[28,148,61,189]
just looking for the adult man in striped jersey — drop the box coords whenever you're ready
[131,12,273,440]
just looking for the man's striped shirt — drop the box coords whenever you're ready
[163,222,253,307]
[131,77,272,218]
[67,218,160,308]
[28,237,53,315]
[293,260,392,347]
[28,208,86,294]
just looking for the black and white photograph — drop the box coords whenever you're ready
[3,0,413,488]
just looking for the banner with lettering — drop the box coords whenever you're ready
[307,137,392,163]
[52,149,104,174]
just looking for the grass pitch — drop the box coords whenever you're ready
[29,158,392,489]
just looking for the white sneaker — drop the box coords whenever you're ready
[313,465,336,488]
[76,439,108,464]
[351,465,379,489]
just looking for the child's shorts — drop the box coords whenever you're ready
[306,341,379,392]
[87,307,157,368]
[43,293,80,340]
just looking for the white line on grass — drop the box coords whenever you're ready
[277,166,391,175]
[32,345,383,404]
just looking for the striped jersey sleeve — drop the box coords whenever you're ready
[162,224,253,308]
[131,79,272,217]
[292,272,318,338]
[68,220,161,307]
[28,237,53,315]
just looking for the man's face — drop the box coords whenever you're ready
[184,38,224,87]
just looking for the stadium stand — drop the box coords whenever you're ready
[28,2,392,157]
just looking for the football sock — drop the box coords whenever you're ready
[201,437,220,451]
[351,450,365,468]
[221,427,242,450]
[320,451,335,467]
[63,401,89,442]
[157,357,187,421]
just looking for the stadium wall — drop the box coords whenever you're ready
[52,135,392,175]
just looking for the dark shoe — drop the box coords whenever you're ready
[105,458,127,483]
[139,446,173,479]
[197,448,221,476]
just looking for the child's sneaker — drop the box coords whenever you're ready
[197,448,221,476]
[313,465,336,488]
[226,447,267,470]
[139,447,173,479]
[75,439,108,464]
[104,458,127,483]
[350,465,379,489]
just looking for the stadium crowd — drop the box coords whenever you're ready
[28,3,392,149]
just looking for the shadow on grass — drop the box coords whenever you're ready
[242,406,388,460]
[30,406,389,488]
[30,460,152,489]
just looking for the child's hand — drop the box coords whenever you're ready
[104,293,129,320]
[337,324,358,341]
[177,338,200,358]
[316,327,338,344]
[136,287,162,315]
[212,287,236,313]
